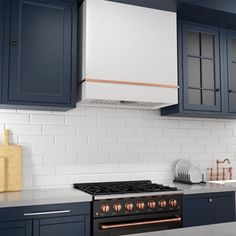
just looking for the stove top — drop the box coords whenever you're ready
[73,180,178,196]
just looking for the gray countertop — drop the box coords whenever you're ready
[0,188,92,208]
[124,222,236,236]
[171,182,236,195]
[0,181,235,208]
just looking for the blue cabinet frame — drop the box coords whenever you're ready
[161,21,236,118]
[1,0,77,111]
[181,23,222,112]
[0,202,91,236]
[183,191,235,227]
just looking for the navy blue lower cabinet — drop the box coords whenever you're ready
[34,216,88,236]
[1,0,77,111]
[0,220,32,236]
[183,191,235,227]
[0,202,91,236]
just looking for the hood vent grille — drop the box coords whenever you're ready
[80,99,163,109]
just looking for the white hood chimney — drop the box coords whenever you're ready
[78,0,178,109]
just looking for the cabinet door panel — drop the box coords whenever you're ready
[39,216,85,236]
[7,0,72,105]
[182,24,221,112]
[183,192,235,227]
[0,220,32,236]
[227,32,236,113]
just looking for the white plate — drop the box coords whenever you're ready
[188,166,202,183]
[175,159,191,179]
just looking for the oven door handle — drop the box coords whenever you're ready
[100,216,181,230]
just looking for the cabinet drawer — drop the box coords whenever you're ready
[183,191,235,227]
[0,202,90,222]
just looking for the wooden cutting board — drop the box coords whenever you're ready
[0,129,22,192]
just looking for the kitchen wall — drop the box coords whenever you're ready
[1,106,236,189]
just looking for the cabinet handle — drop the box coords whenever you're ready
[23,210,71,216]
[11,41,17,47]
[208,198,213,203]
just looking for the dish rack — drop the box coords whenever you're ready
[173,177,205,185]
[173,159,205,185]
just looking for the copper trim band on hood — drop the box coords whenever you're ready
[100,216,182,230]
[80,78,179,89]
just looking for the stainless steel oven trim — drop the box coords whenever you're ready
[94,191,183,200]
[100,216,182,230]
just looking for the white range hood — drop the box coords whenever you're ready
[78,0,178,110]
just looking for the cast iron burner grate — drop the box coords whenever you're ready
[73,180,178,196]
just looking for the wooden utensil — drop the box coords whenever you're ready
[0,129,22,192]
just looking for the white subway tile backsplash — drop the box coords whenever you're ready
[164,129,188,137]
[98,117,126,126]
[24,165,55,176]
[32,145,66,154]
[43,125,76,135]
[0,113,29,124]
[147,137,172,145]
[30,114,64,124]
[20,135,54,145]
[89,137,117,144]
[188,129,211,137]
[119,137,146,144]
[66,116,97,126]
[56,165,89,175]
[137,128,163,137]
[67,144,98,154]
[128,144,156,153]
[33,176,68,187]
[7,124,42,135]
[127,118,154,127]
[0,106,236,189]
[205,145,227,153]
[99,144,128,153]
[77,126,108,136]
[155,119,179,128]
[109,127,136,136]
[55,136,87,144]
[44,154,78,165]
[181,145,205,153]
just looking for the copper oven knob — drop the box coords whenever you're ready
[158,200,167,208]
[136,201,145,210]
[101,204,110,213]
[125,202,134,211]
[113,203,122,212]
[169,199,177,208]
[147,200,156,209]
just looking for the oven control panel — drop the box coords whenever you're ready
[93,194,182,218]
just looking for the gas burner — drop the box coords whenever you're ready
[73,180,178,196]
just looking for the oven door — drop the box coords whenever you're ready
[93,212,182,236]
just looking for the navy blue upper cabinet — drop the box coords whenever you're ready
[182,24,221,112]
[226,31,236,114]
[2,0,77,110]
[161,21,236,118]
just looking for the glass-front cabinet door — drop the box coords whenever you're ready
[227,32,236,113]
[181,24,221,112]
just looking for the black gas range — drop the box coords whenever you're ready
[74,180,183,236]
